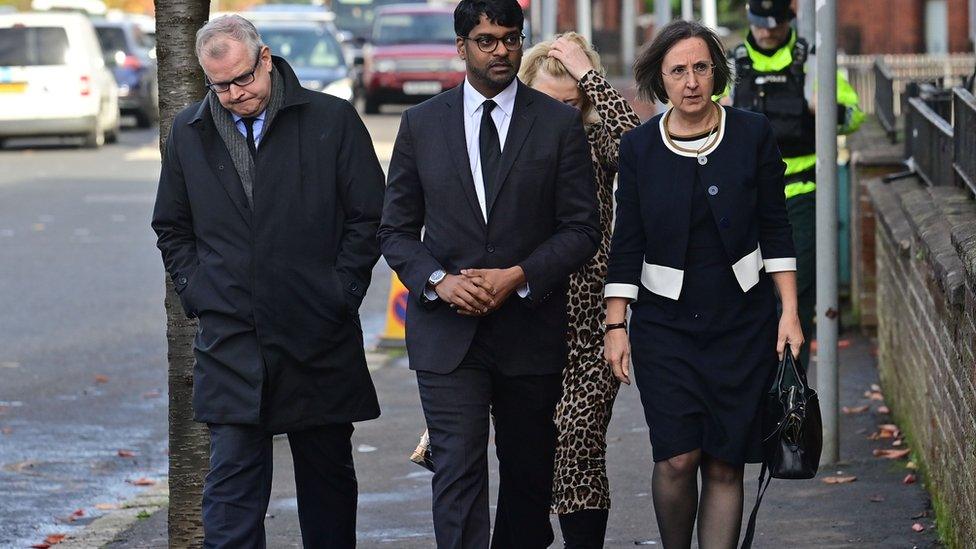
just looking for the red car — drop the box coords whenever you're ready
[361,4,465,113]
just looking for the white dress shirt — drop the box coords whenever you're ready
[425,77,528,301]
[463,76,517,221]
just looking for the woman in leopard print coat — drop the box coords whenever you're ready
[520,33,642,547]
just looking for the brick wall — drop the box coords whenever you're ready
[839,0,925,54]
[869,178,976,546]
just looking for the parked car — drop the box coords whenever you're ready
[0,12,119,148]
[361,4,464,113]
[93,18,157,127]
[332,0,414,68]
[255,20,356,102]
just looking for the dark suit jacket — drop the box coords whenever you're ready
[152,57,383,432]
[606,106,796,302]
[378,80,600,375]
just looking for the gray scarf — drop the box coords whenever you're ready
[209,65,285,207]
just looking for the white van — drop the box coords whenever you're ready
[0,12,120,148]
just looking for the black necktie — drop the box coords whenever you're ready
[479,100,501,205]
[242,117,258,158]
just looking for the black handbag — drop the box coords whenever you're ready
[740,345,823,548]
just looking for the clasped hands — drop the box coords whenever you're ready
[433,267,526,317]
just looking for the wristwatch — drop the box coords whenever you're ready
[603,322,627,333]
[428,269,447,288]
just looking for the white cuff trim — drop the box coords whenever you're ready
[641,262,684,300]
[517,283,530,299]
[604,283,639,300]
[763,257,797,272]
[731,246,762,293]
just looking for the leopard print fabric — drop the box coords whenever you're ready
[552,71,642,515]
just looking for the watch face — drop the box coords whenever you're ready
[431,270,446,284]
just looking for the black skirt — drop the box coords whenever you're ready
[629,173,779,464]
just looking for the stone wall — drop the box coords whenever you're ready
[869,178,976,546]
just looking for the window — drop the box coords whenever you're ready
[372,13,455,46]
[260,28,345,69]
[0,26,70,66]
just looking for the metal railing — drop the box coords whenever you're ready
[840,53,975,115]
[953,88,976,196]
[874,58,897,141]
[905,97,955,188]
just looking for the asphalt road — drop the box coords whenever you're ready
[0,112,400,547]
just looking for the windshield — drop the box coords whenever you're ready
[333,0,406,39]
[259,27,345,69]
[0,27,70,66]
[95,26,129,55]
[372,12,455,46]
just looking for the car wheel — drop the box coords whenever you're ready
[83,122,105,149]
[364,94,381,115]
[134,109,153,129]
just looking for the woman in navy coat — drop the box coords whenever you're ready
[603,21,804,548]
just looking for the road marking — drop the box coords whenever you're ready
[124,146,161,162]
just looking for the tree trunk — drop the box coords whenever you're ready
[154,0,211,546]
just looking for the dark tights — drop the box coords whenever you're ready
[559,508,609,549]
[651,449,744,549]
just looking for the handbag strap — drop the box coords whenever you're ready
[740,463,772,549]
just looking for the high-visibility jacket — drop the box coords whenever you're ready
[732,30,863,198]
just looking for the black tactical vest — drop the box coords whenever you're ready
[732,37,816,159]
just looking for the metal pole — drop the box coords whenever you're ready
[542,0,557,40]
[621,0,636,73]
[655,0,672,32]
[681,0,693,21]
[701,0,717,29]
[816,0,839,465]
[530,0,542,44]
[576,0,592,44]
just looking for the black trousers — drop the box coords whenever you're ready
[417,322,564,549]
[202,422,357,549]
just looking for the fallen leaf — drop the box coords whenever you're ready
[70,509,84,519]
[142,390,161,399]
[912,523,926,532]
[912,511,929,519]
[903,473,917,485]
[877,405,891,414]
[127,477,155,486]
[869,495,885,502]
[869,392,885,401]
[1,427,11,435]
[94,375,109,384]
[117,449,136,458]
[822,475,857,484]
[906,461,918,470]
[893,439,904,447]
[842,405,870,414]
[838,338,851,348]
[95,503,118,510]
[871,384,882,392]
[30,544,50,549]
[873,448,911,459]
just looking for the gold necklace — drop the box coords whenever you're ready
[664,103,720,157]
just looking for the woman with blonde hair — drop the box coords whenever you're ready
[520,31,641,548]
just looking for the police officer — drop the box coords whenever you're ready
[731,0,863,367]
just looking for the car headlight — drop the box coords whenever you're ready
[374,59,398,73]
[301,79,324,91]
[449,57,466,72]
[323,78,354,102]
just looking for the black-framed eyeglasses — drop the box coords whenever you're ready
[663,62,715,81]
[460,33,524,53]
[205,53,262,93]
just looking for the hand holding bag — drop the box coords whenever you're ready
[410,429,435,472]
[740,344,823,548]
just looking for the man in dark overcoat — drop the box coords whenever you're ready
[151,14,384,548]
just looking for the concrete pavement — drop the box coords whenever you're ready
[100,334,941,548]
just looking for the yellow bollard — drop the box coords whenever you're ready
[378,272,408,348]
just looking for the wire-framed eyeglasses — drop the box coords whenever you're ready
[664,62,715,81]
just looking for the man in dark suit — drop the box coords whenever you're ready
[378,1,600,546]
[151,15,384,548]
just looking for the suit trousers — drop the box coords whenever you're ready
[417,319,564,549]
[203,422,358,549]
